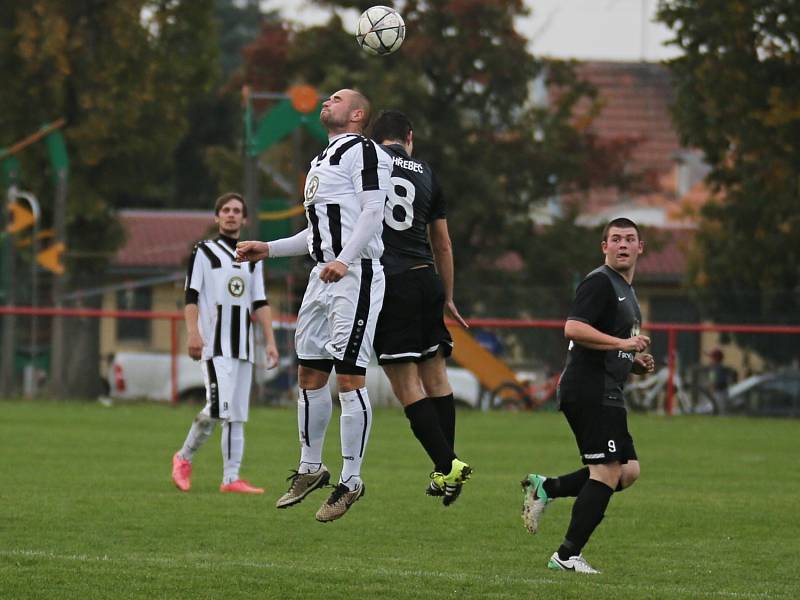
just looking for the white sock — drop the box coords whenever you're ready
[339,388,372,490]
[179,413,218,461]
[298,386,332,473]
[221,421,244,484]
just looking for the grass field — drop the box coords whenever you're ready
[1,400,798,599]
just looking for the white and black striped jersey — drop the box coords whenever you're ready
[302,133,393,263]
[184,235,268,363]
[379,143,446,276]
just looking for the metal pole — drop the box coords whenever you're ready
[31,208,38,396]
[11,189,40,398]
[0,190,14,395]
[666,328,677,415]
[242,88,260,240]
[9,186,41,397]
[170,317,178,405]
[50,171,67,398]
[1,186,23,395]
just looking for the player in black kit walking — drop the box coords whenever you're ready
[521,217,655,573]
[370,110,472,505]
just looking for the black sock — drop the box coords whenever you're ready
[404,398,456,473]
[558,479,614,560]
[543,467,589,498]
[429,393,456,449]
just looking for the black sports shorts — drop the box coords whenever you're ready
[559,389,637,465]
[373,266,453,365]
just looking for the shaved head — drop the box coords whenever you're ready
[320,88,372,135]
[347,89,371,129]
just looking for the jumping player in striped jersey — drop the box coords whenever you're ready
[236,89,392,522]
[370,110,473,506]
[171,193,279,494]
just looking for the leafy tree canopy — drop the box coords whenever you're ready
[657,0,800,361]
[0,0,218,280]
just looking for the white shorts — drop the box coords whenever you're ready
[200,356,253,422]
[295,259,385,369]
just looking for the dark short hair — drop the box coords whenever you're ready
[602,217,640,241]
[370,109,412,144]
[214,192,246,217]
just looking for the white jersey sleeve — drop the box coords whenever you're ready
[268,226,311,258]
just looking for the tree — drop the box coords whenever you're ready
[172,0,289,207]
[656,0,800,363]
[0,0,219,394]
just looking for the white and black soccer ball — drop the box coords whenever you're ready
[356,5,406,56]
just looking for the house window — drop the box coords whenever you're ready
[117,286,152,342]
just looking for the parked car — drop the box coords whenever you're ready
[725,369,800,417]
[104,351,287,403]
[341,363,481,409]
[104,351,483,408]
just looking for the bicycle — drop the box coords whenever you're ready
[487,373,560,411]
[623,365,718,415]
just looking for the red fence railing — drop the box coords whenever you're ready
[3,306,800,413]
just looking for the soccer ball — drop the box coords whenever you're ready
[356,6,406,56]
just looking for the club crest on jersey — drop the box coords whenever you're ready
[228,276,245,297]
[304,175,319,206]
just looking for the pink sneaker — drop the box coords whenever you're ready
[220,479,265,494]
[171,452,192,492]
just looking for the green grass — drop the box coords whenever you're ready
[1,400,798,599]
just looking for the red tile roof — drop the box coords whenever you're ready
[576,61,681,175]
[565,61,694,218]
[115,209,689,279]
[114,210,215,269]
[638,228,692,279]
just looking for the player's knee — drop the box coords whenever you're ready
[194,413,218,433]
[298,366,330,390]
[590,462,622,489]
[386,375,426,406]
[337,373,366,392]
[619,461,641,490]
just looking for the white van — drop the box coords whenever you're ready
[104,351,481,408]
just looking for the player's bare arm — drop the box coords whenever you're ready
[235,240,269,262]
[631,353,655,375]
[184,304,203,360]
[565,319,650,352]
[254,305,279,369]
[429,219,468,328]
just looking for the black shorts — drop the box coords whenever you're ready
[374,266,453,365]
[559,389,637,465]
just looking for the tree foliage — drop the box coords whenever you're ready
[1,0,218,271]
[0,0,219,394]
[239,0,642,318]
[657,0,800,361]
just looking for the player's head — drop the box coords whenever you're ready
[320,88,371,134]
[214,192,247,237]
[602,217,643,275]
[370,110,413,151]
[602,217,640,242]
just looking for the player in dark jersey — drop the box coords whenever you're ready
[521,217,655,574]
[370,110,472,505]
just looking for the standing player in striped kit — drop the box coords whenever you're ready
[171,193,279,494]
[370,110,473,505]
[236,89,392,521]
